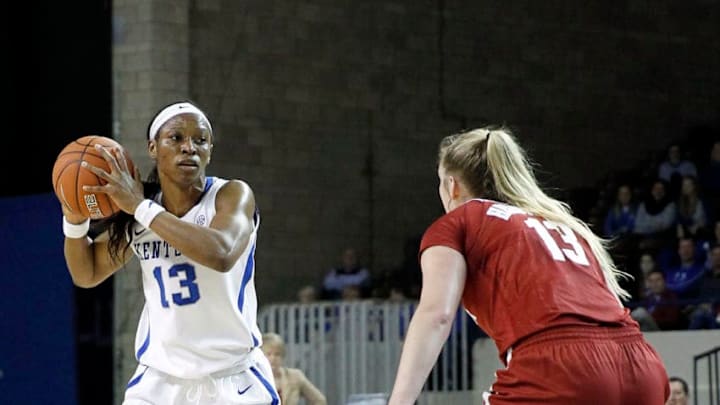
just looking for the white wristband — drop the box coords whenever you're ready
[134,199,166,229]
[63,216,90,239]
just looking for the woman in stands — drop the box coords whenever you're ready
[675,175,709,240]
[603,183,638,238]
[387,127,669,405]
[633,178,677,251]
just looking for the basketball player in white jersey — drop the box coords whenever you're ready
[58,101,280,404]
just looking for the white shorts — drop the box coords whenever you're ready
[123,350,279,405]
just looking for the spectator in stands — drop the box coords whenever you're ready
[709,219,720,247]
[701,220,720,268]
[633,179,677,250]
[658,143,697,199]
[321,247,371,300]
[662,237,707,301]
[297,285,319,304]
[603,183,637,238]
[635,251,660,300]
[666,376,689,405]
[388,286,410,302]
[675,175,709,240]
[340,284,362,301]
[699,140,720,204]
[603,183,639,263]
[630,270,684,331]
[261,332,327,405]
[687,244,720,330]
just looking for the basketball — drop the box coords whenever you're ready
[52,135,135,219]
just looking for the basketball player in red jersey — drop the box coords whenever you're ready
[387,127,669,404]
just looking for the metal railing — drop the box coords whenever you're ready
[258,301,475,405]
[694,345,720,405]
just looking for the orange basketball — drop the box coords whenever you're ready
[52,135,136,219]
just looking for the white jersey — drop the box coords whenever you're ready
[130,177,263,379]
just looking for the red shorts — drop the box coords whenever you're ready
[483,325,670,405]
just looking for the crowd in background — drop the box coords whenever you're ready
[294,131,720,335]
[282,130,720,338]
[586,133,720,331]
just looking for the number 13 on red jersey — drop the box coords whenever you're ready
[524,217,590,266]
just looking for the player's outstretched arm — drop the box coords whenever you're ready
[387,246,466,405]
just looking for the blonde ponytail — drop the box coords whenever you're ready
[443,127,632,302]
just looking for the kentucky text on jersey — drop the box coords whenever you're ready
[133,239,182,260]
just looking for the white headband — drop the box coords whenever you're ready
[148,102,212,140]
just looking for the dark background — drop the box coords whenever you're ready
[6,1,114,404]
[6,1,112,197]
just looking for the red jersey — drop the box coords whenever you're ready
[419,199,636,362]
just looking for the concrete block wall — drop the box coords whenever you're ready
[111,1,719,401]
